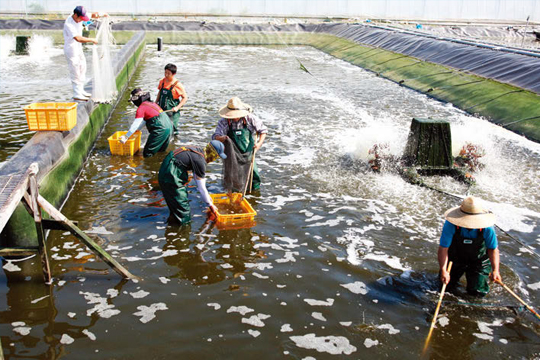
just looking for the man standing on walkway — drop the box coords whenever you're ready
[63,5,107,100]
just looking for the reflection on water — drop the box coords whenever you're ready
[0,44,539,359]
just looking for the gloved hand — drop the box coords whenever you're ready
[119,135,128,144]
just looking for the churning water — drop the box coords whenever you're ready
[1,44,539,359]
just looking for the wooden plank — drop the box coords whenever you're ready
[0,172,30,234]
[37,195,138,280]
[29,173,52,284]
[0,247,39,256]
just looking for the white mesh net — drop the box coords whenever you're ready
[92,18,117,103]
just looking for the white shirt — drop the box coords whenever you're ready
[63,15,83,55]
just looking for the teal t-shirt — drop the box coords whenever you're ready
[439,221,497,249]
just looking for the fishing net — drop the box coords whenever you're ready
[222,137,253,193]
[92,18,117,103]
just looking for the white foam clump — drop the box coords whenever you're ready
[80,291,120,319]
[252,272,269,279]
[3,262,21,272]
[377,324,400,334]
[340,281,368,295]
[130,290,150,299]
[311,312,326,321]
[340,322,352,327]
[281,324,293,332]
[134,303,168,323]
[85,226,114,235]
[364,338,379,348]
[304,298,334,306]
[227,306,254,316]
[242,314,271,327]
[527,282,540,290]
[83,329,96,341]
[31,295,50,304]
[265,195,303,210]
[438,316,450,327]
[13,323,31,336]
[245,263,273,271]
[68,312,76,318]
[123,249,178,262]
[128,198,148,203]
[275,251,299,263]
[306,217,344,228]
[159,277,171,284]
[248,329,261,338]
[207,303,221,310]
[107,289,119,298]
[290,334,357,355]
[60,334,75,345]
[363,253,410,272]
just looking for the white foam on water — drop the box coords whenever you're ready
[438,317,450,327]
[242,313,271,327]
[80,291,120,319]
[340,281,368,295]
[340,322,352,327]
[107,289,119,298]
[311,312,326,322]
[128,198,148,203]
[304,298,334,306]
[306,217,344,228]
[67,312,76,318]
[227,306,254,316]
[13,326,31,336]
[364,338,379,348]
[377,324,400,334]
[85,226,114,235]
[159,277,170,284]
[248,329,261,338]
[220,263,233,269]
[207,303,221,310]
[363,253,410,272]
[3,262,21,272]
[473,333,494,341]
[245,263,273,271]
[290,333,357,355]
[133,303,168,324]
[252,272,269,279]
[275,251,299,263]
[527,282,540,290]
[130,290,149,299]
[281,324,293,332]
[83,329,96,341]
[75,251,92,259]
[499,339,508,344]
[60,334,74,345]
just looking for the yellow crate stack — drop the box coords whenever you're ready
[24,102,78,131]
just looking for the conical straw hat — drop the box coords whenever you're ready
[444,196,496,229]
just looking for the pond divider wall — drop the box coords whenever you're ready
[0,31,146,247]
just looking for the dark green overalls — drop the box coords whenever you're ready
[228,119,260,191]
[157,81,181,134]
[158,146,205,224]
[143,102,173,158]
[447,228,491,296]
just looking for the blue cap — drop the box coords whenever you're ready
[210,140,227,159]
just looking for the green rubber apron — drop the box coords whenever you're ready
[448,228,491,296]
[158,151,191,224]
[227,119,260,191]
[157,81,181,133]
[143,108,173,158]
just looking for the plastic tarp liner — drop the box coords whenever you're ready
[2,20,539,93]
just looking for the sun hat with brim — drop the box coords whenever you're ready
[219,97,253,119]
[444,196,496,229]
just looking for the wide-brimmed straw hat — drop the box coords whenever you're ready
[219,97,253,119]
[444,196,495,229]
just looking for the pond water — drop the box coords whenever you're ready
[0,44,539,359]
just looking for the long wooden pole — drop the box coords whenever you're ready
[495,279,540,321]
[241,149,257,199]
[29,171,52,283]
[422,261,453,356]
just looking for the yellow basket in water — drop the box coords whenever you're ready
[210,193,257,228]
[24,102,78,131]
[108,131,142,156]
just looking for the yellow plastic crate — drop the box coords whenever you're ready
[210,193,257,228]
[24,102,78,131]
[108,131,142,156]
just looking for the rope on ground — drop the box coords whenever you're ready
[465,90,524,111]
[501,115,540,128]
[419,183,540,262]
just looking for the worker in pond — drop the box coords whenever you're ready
[212,97,268,192]
[63,6,107,100]
[121,88,173,158]
[155,63,188,136]
[438,196,501,296]
[158,140,227,225]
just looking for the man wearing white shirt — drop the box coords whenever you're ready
[63,5,106,100]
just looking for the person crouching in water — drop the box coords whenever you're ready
[155,63,187,136]
[212,97,267,192]
[121,88,173,158]
[438,196,501,296]
[158,140,226,225]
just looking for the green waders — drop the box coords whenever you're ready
[158,151,191,224]
[157,81,181,134]
[143,111,173,158]
[448,228,491,296]
[228,121,260,191]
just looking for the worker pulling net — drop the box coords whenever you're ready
[92,17,116,103]
[222,137,253,193]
